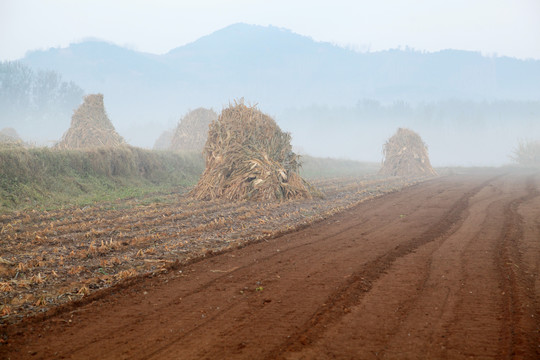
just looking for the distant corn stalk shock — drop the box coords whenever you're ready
[0,127,27,148]
[379,128,437,177]
[153,129,174,150]
[55,94,126,149]
[170,108,218,153]
[191,101,313,201]
[512,139,540,166]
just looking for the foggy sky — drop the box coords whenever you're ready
[1,0,540,61]
[1,0,539,168]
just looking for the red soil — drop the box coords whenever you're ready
[2,170,539,359]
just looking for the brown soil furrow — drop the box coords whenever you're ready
[280,172,536,359]
[3,171,540,360]
[1,176,415,324]
[1,176,468,359]
[497,174,540,359]
[141,178,486,359]
[440,194,516,358]
[267,175,497,358]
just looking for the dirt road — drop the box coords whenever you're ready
[2,170,540,359]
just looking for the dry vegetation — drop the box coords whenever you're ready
[0,128,26,148]
[153,129,174,150]
[0,98,436,327]
[55,94,126,149]
[170,108,217,152]
[512,139,540,166]
[192,102,313,201]
[379,128,436,177]
[0,174,424,324]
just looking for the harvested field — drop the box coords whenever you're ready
[0,175,418,324]
[2,169,540,359]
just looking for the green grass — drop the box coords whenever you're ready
[0,146,381,213]
[0,146,204,212]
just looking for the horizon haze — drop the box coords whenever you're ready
[1,0,540,61]
[2,2,540,166]
[1,23,539,166]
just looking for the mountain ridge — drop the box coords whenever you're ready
[16,22,540,150]
[21,23,540,105]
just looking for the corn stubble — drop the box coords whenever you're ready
[0,174,423,324]
[191,101,313,201]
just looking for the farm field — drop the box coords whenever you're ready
[0,174,416,324]
[1,169,539,359]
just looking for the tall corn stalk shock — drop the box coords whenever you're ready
[191,101,314,201]
[170,108,218,153]
[55,94,126,150]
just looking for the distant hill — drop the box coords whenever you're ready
[18,23,540,155]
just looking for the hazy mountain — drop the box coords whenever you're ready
[17,23,540,164]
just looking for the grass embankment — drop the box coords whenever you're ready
[0,146,204,212]
[299,155,379,179]
[0,147,378,213]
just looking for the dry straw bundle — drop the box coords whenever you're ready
[153,129,174,150]
[0,127,25,147]
[56,94,126,149]
[191,101,313,201]
[379,128,436,177]
[170,108,217,152]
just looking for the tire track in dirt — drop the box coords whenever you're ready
[138,176,491,359]
[266,174,502,358]
[51,204,402,356]
[101,180,446,326]
[496,174,540,358]
[435,181,523,359]
[281,172,539,359]
[134,180,462,359]
[1,176,418,325]
[386,178,516,359]
[6,172,540,360]
[0,176,471,359]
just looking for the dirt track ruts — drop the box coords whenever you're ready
[2,170,540,359]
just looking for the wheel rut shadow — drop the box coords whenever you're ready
[496,173,540,359]
[267,174,503,358]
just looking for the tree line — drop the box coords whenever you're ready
[0,61,84,144]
